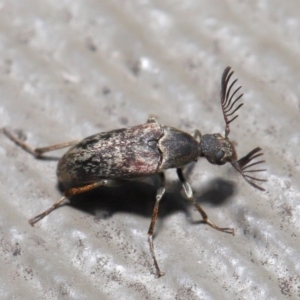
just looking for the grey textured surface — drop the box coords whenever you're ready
[0,1,299,299]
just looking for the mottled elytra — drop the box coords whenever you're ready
[3,67,266,277]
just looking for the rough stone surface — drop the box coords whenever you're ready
[0,1,299,299]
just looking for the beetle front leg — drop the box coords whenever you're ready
[2,128,78,158]
[176,168,235,236]
[147,173,166,277]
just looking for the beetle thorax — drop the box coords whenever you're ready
[158,126,201,170]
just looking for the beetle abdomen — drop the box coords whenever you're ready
[57,123,163,188]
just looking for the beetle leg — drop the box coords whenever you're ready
[28,180,113,226]
[2,127,78,158]
[147,173,166,277]
[147,116,159,124]
[193,129,202,141]
[176,168,235,236]
[28,195,67,226]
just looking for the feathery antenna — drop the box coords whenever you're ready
[231,147,267,191]
[221,67,244,138]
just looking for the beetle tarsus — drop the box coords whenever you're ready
[177,168,235,236]
[148,235,165,278]
[29,196,67,226]
[147,173,166,278]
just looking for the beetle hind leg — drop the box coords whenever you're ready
[147,173,166,277]
[29,196,67,226]
[176,168,235,236]
[29,181,112,226]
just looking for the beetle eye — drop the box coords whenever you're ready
[215,149,225,162]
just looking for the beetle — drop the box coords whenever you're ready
[3,67,266,277]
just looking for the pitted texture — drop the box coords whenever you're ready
[158,126,200,170]
[57,123,163,188]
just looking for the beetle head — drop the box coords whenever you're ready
[200,67,266,191]
[200,133,236,165]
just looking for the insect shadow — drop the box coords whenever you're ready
[60,176,235,232]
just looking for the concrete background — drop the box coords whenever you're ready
[0,1,299,299]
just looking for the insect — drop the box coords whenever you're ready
[3,67,266,277]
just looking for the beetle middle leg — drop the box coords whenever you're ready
[147,116,159,124]
[176,168,235,236]
[29,180,117,226]
[147,173,166,277]
[193,129,201,140]
[2,127,78,158]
